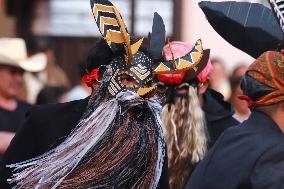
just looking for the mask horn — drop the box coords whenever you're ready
[149,12,166,61]
[90,0,138,65]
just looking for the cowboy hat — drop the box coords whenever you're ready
[0,38,47,72]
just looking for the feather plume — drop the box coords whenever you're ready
[90,0,132,64]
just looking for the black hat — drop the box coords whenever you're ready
[199,1,283,58]
[85,39,115,72]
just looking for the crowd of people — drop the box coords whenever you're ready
[0,37,249,161]
[0,0,283,188]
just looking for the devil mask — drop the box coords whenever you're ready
[91,0,164,98]
[102,50,154,97]
[155,41,211,189]
[154,40,211,104]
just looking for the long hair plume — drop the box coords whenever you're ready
[161,85,207,189]
[8,91,165,189]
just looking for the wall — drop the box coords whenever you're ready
[180,0,269,72]
[0,0,16,37]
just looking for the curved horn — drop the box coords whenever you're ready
[154,39,204,73]
[90,0,134,65]
[149,12,166,60]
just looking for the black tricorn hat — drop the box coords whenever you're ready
[199,1,283,58]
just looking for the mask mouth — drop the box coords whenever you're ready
[119,73,140,89]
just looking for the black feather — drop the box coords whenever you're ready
[149,12,166,61]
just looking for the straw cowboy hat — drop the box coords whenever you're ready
[0,38,47,72]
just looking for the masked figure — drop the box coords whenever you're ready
[154,40,238,189]
[0,1,168,188]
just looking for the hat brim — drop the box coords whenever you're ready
[0,53,47,72]
[18,53,47,72]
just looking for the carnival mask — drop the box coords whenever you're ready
[7,1,167,188]
[91,0,167,97]
[100,51,154,97]
[154,40,210,103]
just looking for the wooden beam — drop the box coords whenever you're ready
[173,0,182,40]
[130,0,136,35]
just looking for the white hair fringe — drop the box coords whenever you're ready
[8,91,165,189]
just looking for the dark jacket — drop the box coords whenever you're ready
[0,100,31,162]
[203,89,239,147]
[186,111,284,189]
[0,98,169,189]
[0,100,31,133]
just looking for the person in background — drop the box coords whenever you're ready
[0,38,46,159]
[0,39,111,188]
[36,86,68,105]
[24,36,71,104]
[64,63,90,102]
[209,58,231,100]
[64,46,98,102]
[156,41,239,189]
[186,50,284,189]
[229,64,250,122]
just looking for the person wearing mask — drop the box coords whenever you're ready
[155,40,239,189]
[187,1,284,188]
[0,1,169,188]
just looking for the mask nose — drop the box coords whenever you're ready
[137,86,157,97]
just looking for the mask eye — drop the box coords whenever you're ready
[176,83,190,95]
[156,82,168,93]
[97,65,112,82]
[177,83,190,89]
[120,73,139,88]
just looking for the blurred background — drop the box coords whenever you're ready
[0,0,271,157]
[0,0,268,105]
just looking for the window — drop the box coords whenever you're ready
[32,0,173,37]
[135,0,173,36]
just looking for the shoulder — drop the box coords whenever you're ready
[16,100,32,111]
[20,98,89,131]
[4,98,89,157]
[215,116,284,157]
[221,118,278,141]
[255,142,284,163]
[28,98,89,117]
[203,89,238,123]
[250,143,284,188]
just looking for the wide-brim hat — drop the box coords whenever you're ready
[0,38,47,72]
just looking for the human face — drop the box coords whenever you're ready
[0,65,24,99]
